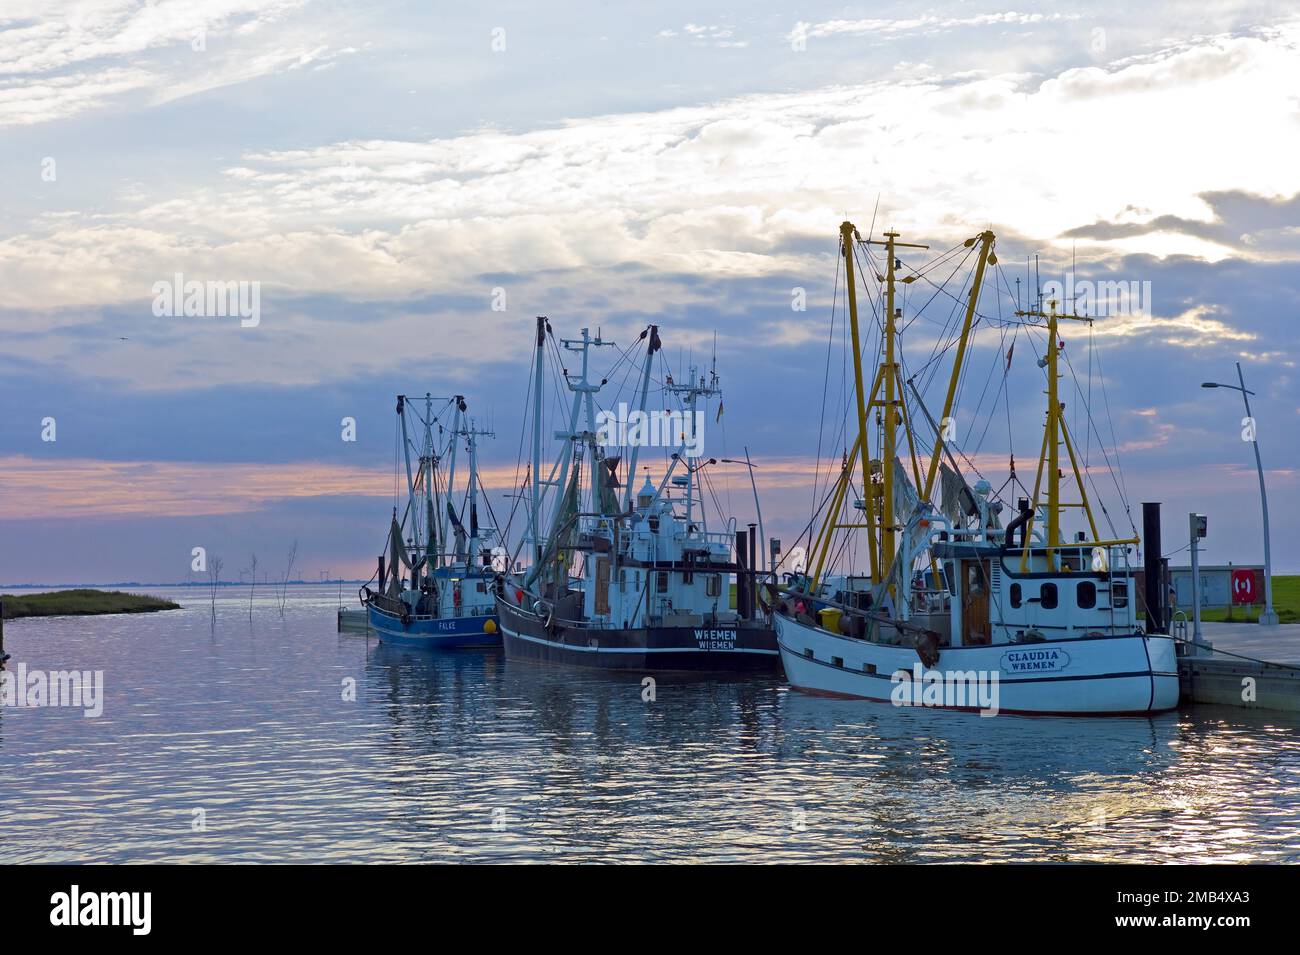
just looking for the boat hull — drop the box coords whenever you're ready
[496,594,779,672]
[774,613,1179,716]
[366,602,500,649]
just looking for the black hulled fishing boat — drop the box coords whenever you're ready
[494,318,778,672]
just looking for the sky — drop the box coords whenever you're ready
[1,0,1297,584]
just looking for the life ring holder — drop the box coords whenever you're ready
[532,600,556,632]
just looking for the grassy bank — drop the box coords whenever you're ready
[1170,575,1300,624]
[0,589,181,619]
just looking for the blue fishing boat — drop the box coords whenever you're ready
[361,393,502,649]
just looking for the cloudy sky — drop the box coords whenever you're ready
[1,0,1297,584]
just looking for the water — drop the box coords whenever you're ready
[2,584,1298,863]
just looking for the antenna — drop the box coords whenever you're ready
[1071,241,1078,316]
[1034,254,1042,312]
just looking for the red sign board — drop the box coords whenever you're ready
[1231,568,1261,605]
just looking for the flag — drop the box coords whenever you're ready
[1005,341,1015,373]
[716,401,724,422]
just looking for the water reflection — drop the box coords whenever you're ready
[0,585,1296,862]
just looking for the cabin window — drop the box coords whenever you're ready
[1040,582,1058,610]
[1010,583,1022,608]
[1077,581,1097,609]
[803,648,814,659]
[705,574,721,597]
[656,571,669,594]
[1112,580,1128,608]
[831,656,844,668]
[619,569,626,592]
[863,662,877,674]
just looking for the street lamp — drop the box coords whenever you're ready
[1201,361,1278,625]
[719,447,767,577]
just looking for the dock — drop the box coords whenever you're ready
[1177,622,1300,713]
[337,607,371,633]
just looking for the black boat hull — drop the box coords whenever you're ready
[495,594,779,673]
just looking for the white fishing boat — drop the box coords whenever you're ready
[773,222,1178,716]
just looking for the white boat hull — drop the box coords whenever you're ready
[775,614,1179,716]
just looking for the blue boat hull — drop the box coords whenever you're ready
[366,603,500,649]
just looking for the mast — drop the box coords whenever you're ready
[463,421,494,569]
[665,362,719,533]
[622,325,660,511]
[840,221,877,583]
[883,232,899,568]
[531,317,546,566]
[527,327,612,587]
[810,222,927,595]
[1014,298,1133,570]
[424,393,436,568]
[441,396,465,553]
[397,395,419,562]
[921,231,996,500]
[867,228,928,590]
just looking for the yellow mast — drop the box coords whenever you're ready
[883,232,898,569]
[1015,298,1136,571]
[866,229,928,585]
[841,221,879,584]
[921,231,996,500]
[809,222,926,595]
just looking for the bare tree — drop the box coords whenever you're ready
[277,540,298,616]
[208,556,224,620]
[247,553,259,620]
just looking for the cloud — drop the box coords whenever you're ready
[799,11,1081,41]
[5,21,1299,321]
[1091,304,1258,348]
[658,23,748,48]
[1064,190,1300,260]
[0,453,827,520]
[0,0,352,126]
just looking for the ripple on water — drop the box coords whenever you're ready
[1,586,1298,862]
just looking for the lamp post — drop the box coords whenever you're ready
[720,447,767,577]
[1202,362,1278,625]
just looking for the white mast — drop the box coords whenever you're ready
[622,325,660,511]
[531,317,546,566]
[440,396,465,554]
